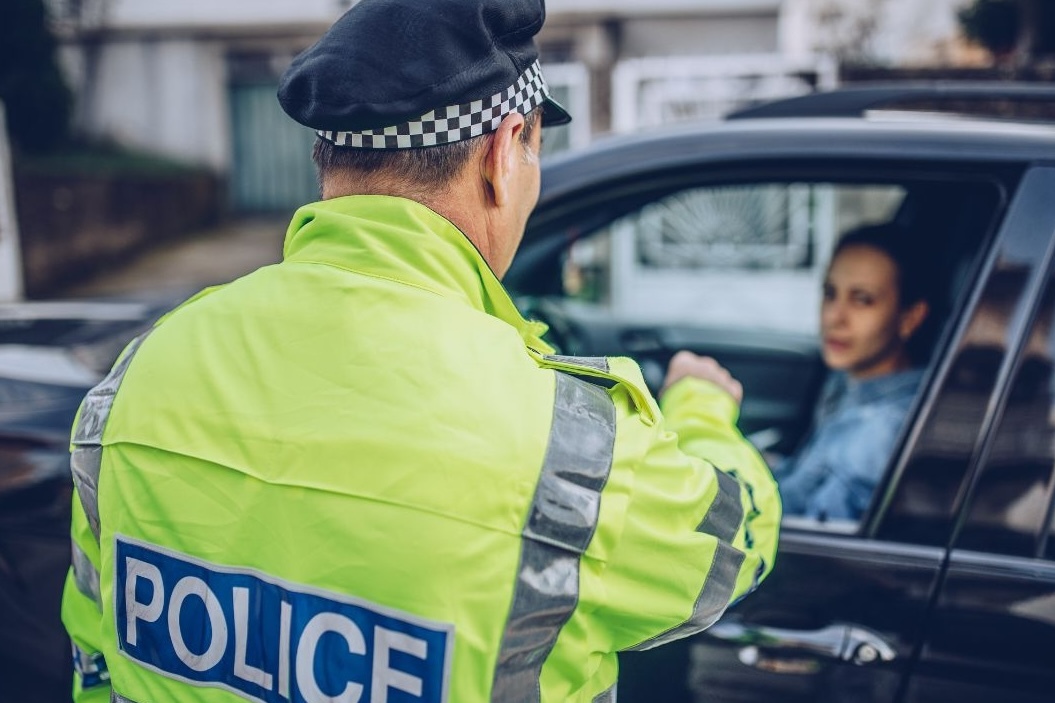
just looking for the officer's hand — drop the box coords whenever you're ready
[661,351,743,405]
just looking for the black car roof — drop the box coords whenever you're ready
[539,115,1055,200]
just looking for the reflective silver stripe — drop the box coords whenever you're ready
[628,541,745,652]
[728,468,765,588]
[627,471,747,652]
[70,334,148,544]
[524,374,615,553]
[111,692,138,703]
[70,446,105,543]
[71,541,102,609]
[696,470,745,542]
[543,354,609,373]
[593,683,617,703]
[491,373,616,702]
[72,643,109,688]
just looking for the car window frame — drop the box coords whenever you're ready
[519,158,1017,540]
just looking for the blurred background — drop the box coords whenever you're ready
[3,6,1055,700]
[0,0,1053,301]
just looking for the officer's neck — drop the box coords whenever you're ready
[319,171,510,279]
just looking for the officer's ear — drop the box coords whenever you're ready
[481,112,526,208]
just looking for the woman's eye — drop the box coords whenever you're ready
[851,293,874,306]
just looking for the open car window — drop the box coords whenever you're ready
[514,170,1006,533]
[561,182,906,335]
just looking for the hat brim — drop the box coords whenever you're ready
[541,95,572,127]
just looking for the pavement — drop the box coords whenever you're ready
[53,217,289,301]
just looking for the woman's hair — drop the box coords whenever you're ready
[831,222,940,364]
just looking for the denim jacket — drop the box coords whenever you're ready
[777,367,924,521]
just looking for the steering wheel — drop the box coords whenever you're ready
[516,295,583,355]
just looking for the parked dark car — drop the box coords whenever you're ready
[506,84,1055,703]
[0,300,168,703]
[5,84,1055,703]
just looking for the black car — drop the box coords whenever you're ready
[0,300,169,703]
[5,84,1055,702]
[506,84,1055,703]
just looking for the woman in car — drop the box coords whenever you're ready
[777,223,933,521]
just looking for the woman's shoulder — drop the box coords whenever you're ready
[850,367,924,406]
[818,368,923,432]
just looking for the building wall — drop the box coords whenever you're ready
[549,0,780,15]
[64,3,779,172]
[92,0,341,29]
[621,15,779,57]
[101,0,782,23]
[53,0,976,212]
[68,39,231,170]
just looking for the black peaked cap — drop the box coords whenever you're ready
[277,0,571,137]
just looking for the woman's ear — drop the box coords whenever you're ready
[900,300,930,341]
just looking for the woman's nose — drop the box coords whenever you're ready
[822,299,846,327]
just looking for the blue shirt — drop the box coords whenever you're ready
[777,367,924,521]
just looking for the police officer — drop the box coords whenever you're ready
[61,1,780,701]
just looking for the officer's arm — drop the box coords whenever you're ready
[583,369,780,652]
[62,497,112,702]
[661,376,781,576]
[61,402,112,703]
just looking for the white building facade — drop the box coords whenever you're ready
[50,0,976,211]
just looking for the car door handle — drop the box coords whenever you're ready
[706,619,897,667]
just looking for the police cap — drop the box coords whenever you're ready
[277,0,571,150]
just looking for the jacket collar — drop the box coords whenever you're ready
[283,195,551,350]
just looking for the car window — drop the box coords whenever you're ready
[518,172,1005,535]
[561,182,905,335]
[955,264,1055,558]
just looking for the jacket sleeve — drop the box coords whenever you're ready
[61,398,113,703]
[583,373,781,653]
[62,496,112,703]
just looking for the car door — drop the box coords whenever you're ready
[903,166,1055,703]
[609,166,1050,703]
[509,155,1029,702]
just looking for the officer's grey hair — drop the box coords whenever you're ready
[312,108,541,195]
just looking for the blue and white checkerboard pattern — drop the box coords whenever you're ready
[318,60,550,149]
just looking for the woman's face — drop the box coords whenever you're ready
[821,244,925,380]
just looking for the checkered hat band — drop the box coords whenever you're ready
[318,61,550,149]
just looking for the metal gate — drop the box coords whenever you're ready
[229,82,319,213]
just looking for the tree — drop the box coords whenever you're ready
[0,0,73,153]
[812,0,889,65]
[958,0,1055,66]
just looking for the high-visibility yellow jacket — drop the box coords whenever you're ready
[61,195,780,703]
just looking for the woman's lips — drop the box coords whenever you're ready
[824,338,850,353]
